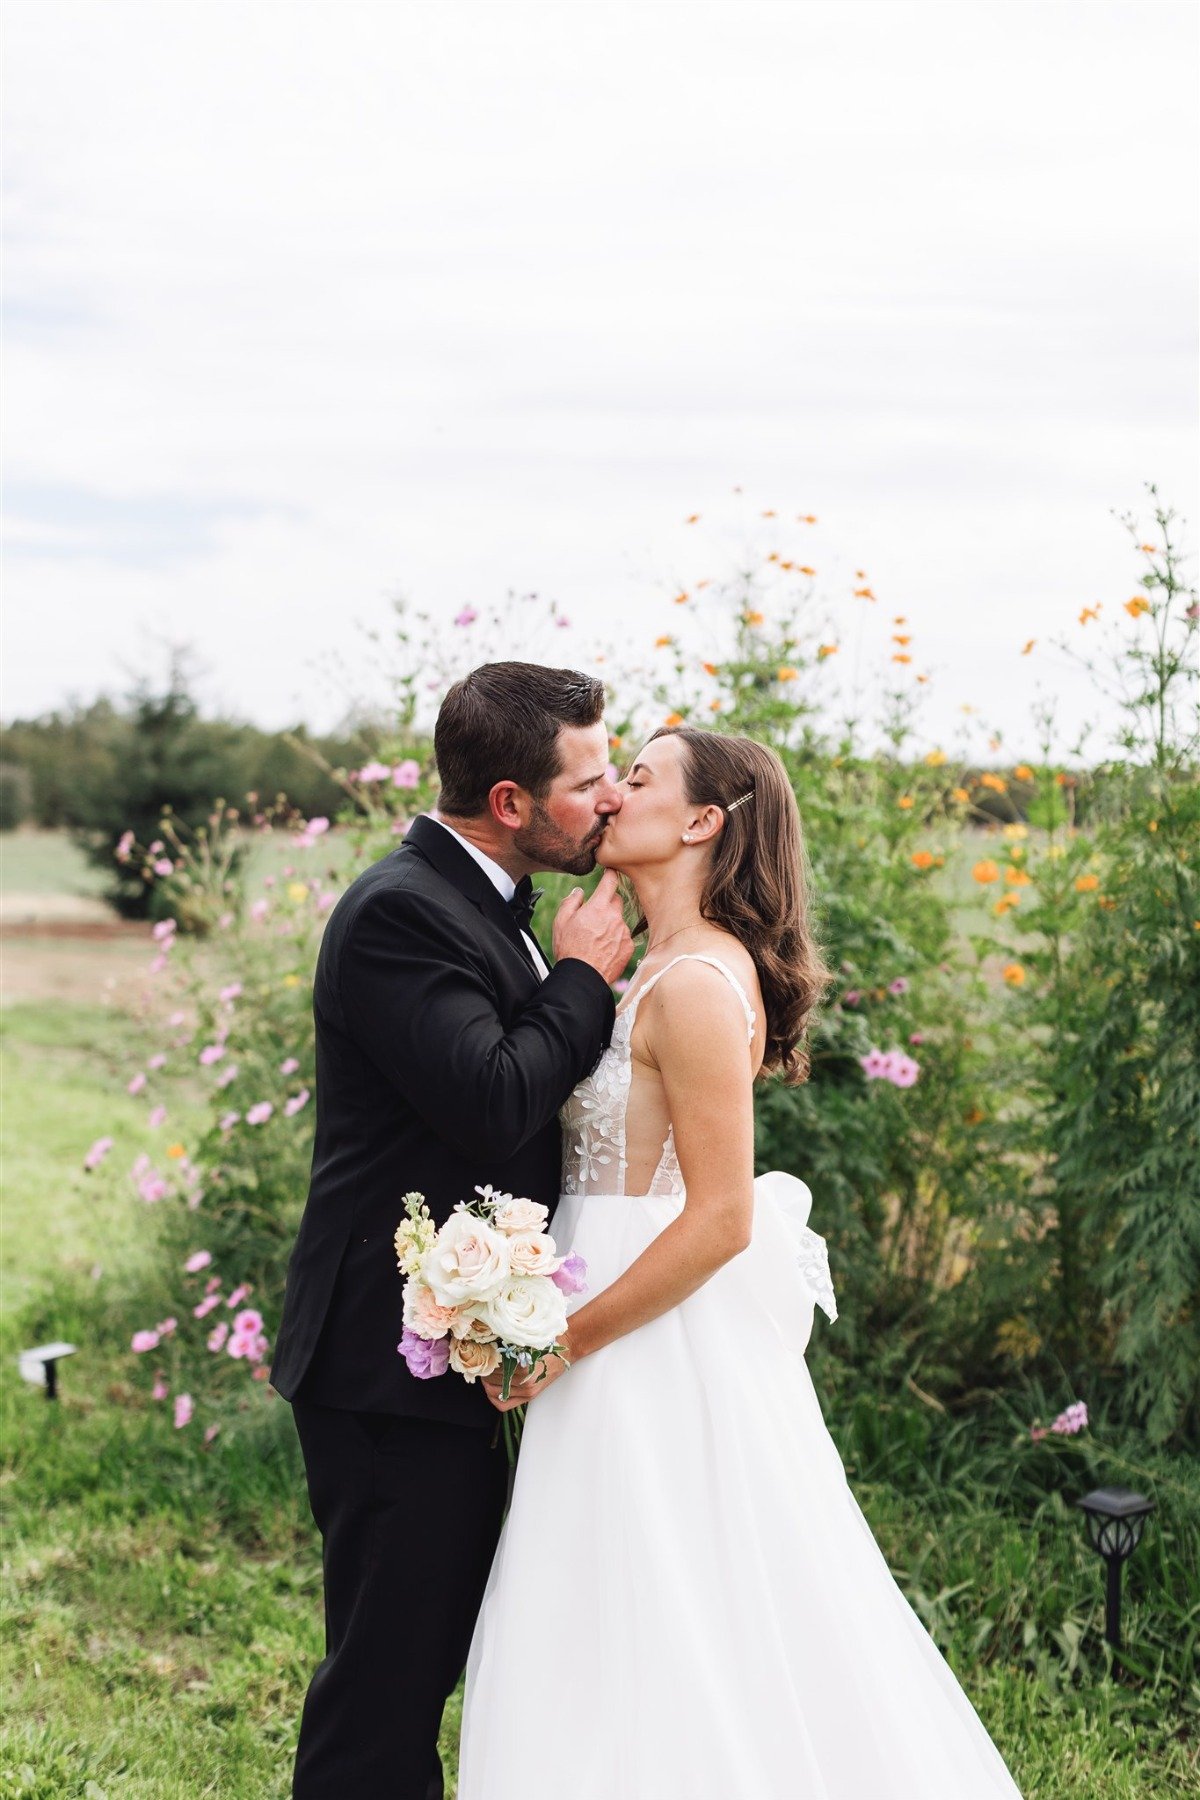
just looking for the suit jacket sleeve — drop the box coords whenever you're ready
[335,884,615,1162]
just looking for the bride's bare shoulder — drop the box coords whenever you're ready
[644,935,762,1024]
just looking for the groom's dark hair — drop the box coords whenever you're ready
[434,661,606,816]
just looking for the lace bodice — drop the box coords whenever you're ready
[560,954,757,1199]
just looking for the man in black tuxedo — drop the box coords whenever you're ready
[271,662,632,1799]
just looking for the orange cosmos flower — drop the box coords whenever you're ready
[1021,639,1036,655]
[655,635,673,648]
[761,509,776,518]
[892,653,912,664]
[1079,605,1101,625]
[685,513,700,524]
[897,794,915,810]
[916,675,929,684]
[892,634,912,646]
[854,586,875,600]
[979,773,1007,794]
[673,591,689,605]
[993,894,1020,915]
[1004,868,1032,887]
[1014,764,1034,781]
[952,786,970,803]
[965,1106,986,1125]
[767,552,780,563]
[924,749,947,766]
[893,615,907,625]
[777,667,798,682]
[911,849,935,870]
[1002,963,1026,986]
[779,560,794,571]
[1097,896,1116,910]
[1124,596,1150,618]
[799,514,817,523]
[817,644,838,659]
[973,860,1000,884]
[702,661,720,676]
[1074,873,1100,892]
[744,610,764,627]
[1139,543,1157,553]
[798,565,816,577]
[664,712,684,727]
[166,1143,187,1160]
[709,700,722,712]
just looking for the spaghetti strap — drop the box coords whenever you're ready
[622,953,756,1045]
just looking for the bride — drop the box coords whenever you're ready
[457,725,1022,1800]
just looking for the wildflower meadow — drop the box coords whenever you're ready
[2,491,1197,1797]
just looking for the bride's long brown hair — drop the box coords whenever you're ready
[645,727,832,1085]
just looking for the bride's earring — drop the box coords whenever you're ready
[682,833,693,843]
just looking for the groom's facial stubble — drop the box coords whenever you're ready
[512,721,621,876]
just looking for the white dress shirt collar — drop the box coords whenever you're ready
[428,814,517,901]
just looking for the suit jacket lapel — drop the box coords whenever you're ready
[401,815,546,979]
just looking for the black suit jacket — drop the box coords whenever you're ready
[270,815,615,1425]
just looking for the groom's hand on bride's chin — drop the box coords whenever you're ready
[552,870,633,985]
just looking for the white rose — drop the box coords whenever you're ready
[492,1195,550,1236]
[448,1337,502,1383]
[507,1232,563,1278]
[482,1275,568,1349]
[423,1211,510,1307]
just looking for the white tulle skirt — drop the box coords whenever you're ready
[457,1175,1023,1800]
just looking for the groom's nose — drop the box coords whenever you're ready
[595,772,623,814]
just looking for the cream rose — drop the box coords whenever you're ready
[492,1194,550,1236]
[482,1275,568,1349]
[507,1232,563,1278]
[423,1210,511,1306]
[403,1283,463,1341]
[448,1337,502,1383]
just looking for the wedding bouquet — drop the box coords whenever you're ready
[394,1186,587,1447]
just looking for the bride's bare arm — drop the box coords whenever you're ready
[484,961,757,1410]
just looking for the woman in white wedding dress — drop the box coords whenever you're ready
[458,725,1023,1800]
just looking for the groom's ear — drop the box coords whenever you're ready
[488,781,530,832]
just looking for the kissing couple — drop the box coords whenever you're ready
[271,661,1023,1799]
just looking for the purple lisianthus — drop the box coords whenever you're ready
[399,1328,450,1380]
[551,1252,588,1297]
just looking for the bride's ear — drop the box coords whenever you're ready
[682,804,723,847]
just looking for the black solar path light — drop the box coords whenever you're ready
[18,1340,77,1401]
[1074,1486,1156,1652]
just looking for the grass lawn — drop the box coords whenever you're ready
[3,972,1196,1795]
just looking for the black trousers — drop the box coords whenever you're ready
[291,1399,510,1800]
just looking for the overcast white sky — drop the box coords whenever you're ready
[4,0,1197,758]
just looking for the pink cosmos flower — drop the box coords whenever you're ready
[909,1032,925,1046]
[156,1317,177,1337]
[1050,1400,1089,1436]
[169,1010,186,1026]
[149,954,168,975]
[556,615,571,628]
[1029,1425,1048,1443]
[889,977,910,996]
[317,890,337,912]
[219,982,243,1003]
[152,919,177,942]
[148,1105,167,1129]
[249,899,269,923]
[194,1295,221,1319]
[215,1065,238,1089]
[131,1329,160,1353]
[889,1055,920,1089]
[148,1053,167,1070]
[149,840,164,855]
[115,830,135,862]
[153,858,174,877]
[246,1101,273,1126]
[151,1372,169,1401]
[233,1308,264,1336]
[205,1275,222,1293]
[83,1136,114,1171]
[218,1110,240,1132]
[392,761,421,789]
[173,1393,194,1429]
[453,607,478,628]
[207,1321,229,1352]
[294,816,331,848]
[226,1284,251,1309]
[859,1049,889,1080]
[613,978,630,994]
[203,1423,220,1444]
[128,1072,147,1096]
[843,990,861,1007]
[185,1249,213,1273]
[391,819,412,838]
[137,1171,168,1203]
[356,760,392,783]
[218,911,234,930]
[199,1043,226,1066]
[279,1057,300,1076]
[284,1088,310,1117]
[263,875,276,888]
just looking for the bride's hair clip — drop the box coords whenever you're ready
[725,789,755,811]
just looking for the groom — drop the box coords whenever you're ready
[271,661,631,1800]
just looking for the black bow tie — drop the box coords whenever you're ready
[508,877,543,934]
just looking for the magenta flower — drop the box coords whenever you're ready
[153,858,174,877]
[859,1049,889,1079]
[392,761,421,789]
[131,1329,160,1353]
[889,1054,920,1089]
[246,1101,273,1126]
[173,1393,194,1429]
[226,1284,251,1309]
[888,977,910,996]
[127,1072,147,1096]
[193,1293,221,1319]
[83,1136,114,1171]
[356,760,392,783]
[294,815,331,848]
[453,607,478,628]
[233,1308,264,1336]
[185,1249,213,1274]
[218,982,243,1004]
[152,919,177,943]
[156,1317,178,1337]
[909,1032,924,1046]
[284,1088,310,1118]
[207,1321,229,1352]
[151,1372,168,1401]
[551,1252,589,1296]
[199,1043,226,1067]
[205,1274,221,1293]
[399,1328,450,1379]
[843,990,861,1007]
[279,1057,300,1076]
[115,830,135,862]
